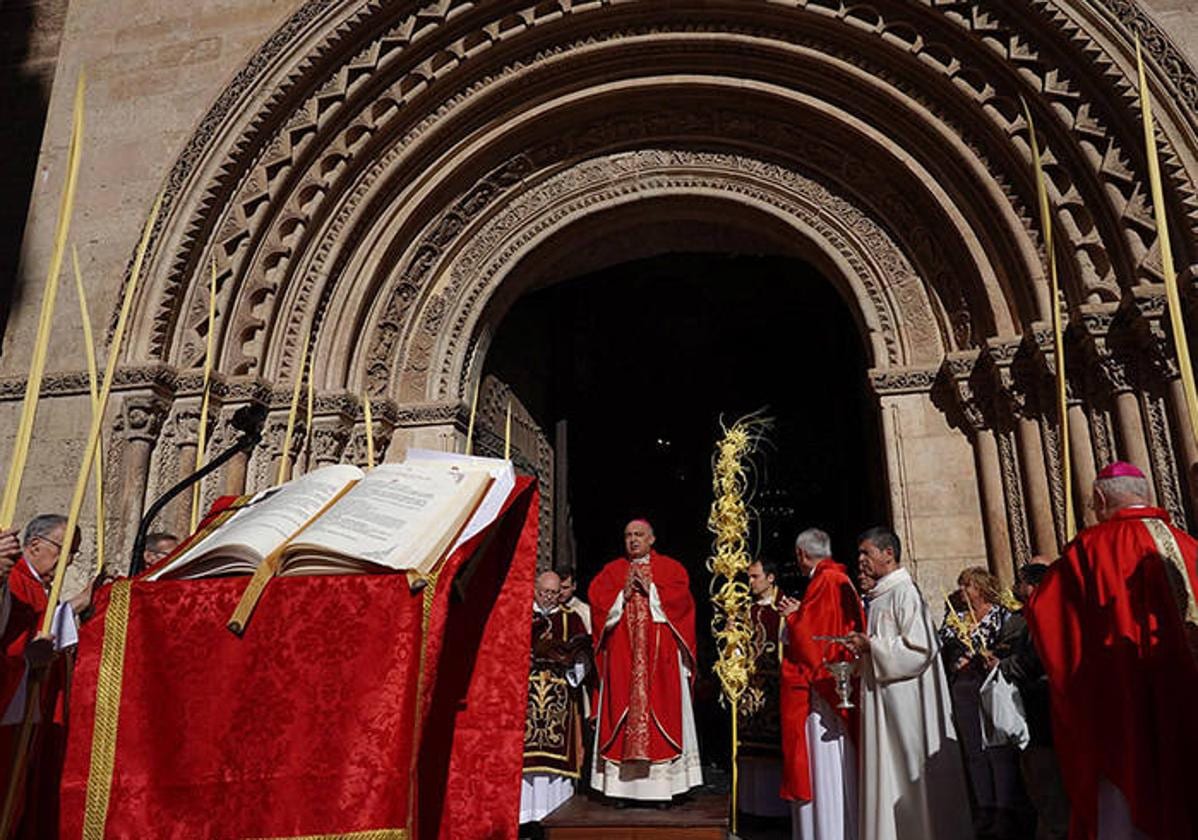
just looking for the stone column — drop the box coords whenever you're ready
[1166,377,1198,510]
[261,417,291,490]
[111,392,170,571]
[1113,391,1155,482]
[168,405,201,536]
[1067,403,1098,526]
[973,427,1013,587]
[224,450,249,496]
[1015,416,1057,556]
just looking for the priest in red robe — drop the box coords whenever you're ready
[779,527,865,840]
[1027,461,1198,840]
[588,519,702,801]
[1,514,89,839]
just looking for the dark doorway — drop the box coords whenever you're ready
[483,252,888,767]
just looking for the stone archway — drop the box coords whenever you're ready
[65,0,1198,591]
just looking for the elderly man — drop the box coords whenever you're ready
[1,514,90,838]
[778,528,864,840]
[520,570,591,823]
[588,519,702,802]
[845,526,972,840]
[1028,462,1198,840]
[738,558,787,819]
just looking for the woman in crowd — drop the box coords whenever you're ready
[939,566,1031,840]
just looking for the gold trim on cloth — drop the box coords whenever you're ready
[405,571,441,833]
[82,579,132,840]
[245,830,407,840]
[1142,518,1198,627]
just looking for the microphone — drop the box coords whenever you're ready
[129,404,267,576]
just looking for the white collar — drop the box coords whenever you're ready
[533,601,559,617]
[23,556,45,585]
[867,566,911,599]
[630,554,650,565]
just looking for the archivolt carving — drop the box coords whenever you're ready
[375,149,941,402]
[127,0,1198,395]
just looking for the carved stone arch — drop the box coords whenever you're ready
[72,0,1198,592]
[364,149,945,404]
[120,0,1198,386]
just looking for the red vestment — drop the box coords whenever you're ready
[588,552,696,764]
[1027,506,1198,840]
[780,559,864,802]
[0,558,69,839]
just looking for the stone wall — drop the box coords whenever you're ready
[1,0,300,376]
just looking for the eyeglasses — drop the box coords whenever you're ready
[36,536,79,559]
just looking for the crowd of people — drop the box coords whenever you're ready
[3,455,1197,840]
[521,460,1198,840]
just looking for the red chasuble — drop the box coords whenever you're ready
[1027,506,1198,840]
[589,552,696,764]
[780,559,864,802]
[0,558,69,839]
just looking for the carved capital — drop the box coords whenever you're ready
[311,418,352,464]
[112,394,171,444]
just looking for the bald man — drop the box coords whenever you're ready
[588,519,702,802]
[520,571,591,824]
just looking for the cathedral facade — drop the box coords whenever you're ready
[4,0,1198,598]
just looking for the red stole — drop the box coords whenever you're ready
[1027,506,1198,840]
[588,552,696,764]
[780,559,864,802]
[1,559,62,721]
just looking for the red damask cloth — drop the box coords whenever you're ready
[58,479,538,840]
[780,559,864,803]
[588,552,696,765]
[1027,506,1198,840]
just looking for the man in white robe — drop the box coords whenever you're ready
[845,526,973,840]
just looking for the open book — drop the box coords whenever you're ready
[149,453,515,581]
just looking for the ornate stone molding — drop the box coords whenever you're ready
[869,366,941,396]
[395,149,942,402]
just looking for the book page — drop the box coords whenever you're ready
[285,462,490,571]
[149,464,363,580]
[404,449,516,556]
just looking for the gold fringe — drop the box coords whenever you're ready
[82,580,132,840]
[245,830,406,840]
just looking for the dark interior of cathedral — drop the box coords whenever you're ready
[486,252,890,769]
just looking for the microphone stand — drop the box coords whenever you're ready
[129,404,267,576]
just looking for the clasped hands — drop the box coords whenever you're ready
[623,565,651,599]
